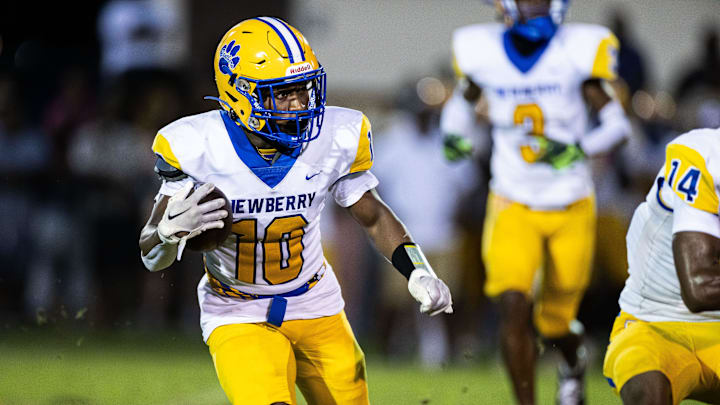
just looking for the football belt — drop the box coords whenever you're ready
[205,263,325,327]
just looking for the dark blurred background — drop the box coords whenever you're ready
[0,0,719,372]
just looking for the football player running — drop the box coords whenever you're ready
[440,1,631,404]
[138,17,453,405]
[603,126,720,404]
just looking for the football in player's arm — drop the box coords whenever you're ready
[439,1,631,404]
[603,127,720,405]
[138,17,452,405]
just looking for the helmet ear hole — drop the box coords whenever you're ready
[237,79,252,93]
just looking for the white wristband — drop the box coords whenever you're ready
[141,241,179,272]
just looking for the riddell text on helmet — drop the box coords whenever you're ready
[286,62,313,76]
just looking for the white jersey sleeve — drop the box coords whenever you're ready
[451,23,506,88]
[151,112,219,196]
[152,112,217,174]
[328,112,379,207]
[563,23,620,81]
[666,130,720,237]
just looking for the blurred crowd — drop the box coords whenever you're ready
[2,0,720,369]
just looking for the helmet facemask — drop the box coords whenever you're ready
[516,1,551,22]
[498,0,570,42]
[241,69,326,150]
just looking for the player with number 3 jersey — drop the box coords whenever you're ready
[139,17,453,405]
[440,1,631,404]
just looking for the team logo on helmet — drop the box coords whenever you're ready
[218,40,241,75]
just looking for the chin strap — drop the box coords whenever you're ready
[204,96,242,122]
[510,15,557,42]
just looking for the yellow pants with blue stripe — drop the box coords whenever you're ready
[603,311,720,404]
[207,311,368,405]
[482,192,596,338]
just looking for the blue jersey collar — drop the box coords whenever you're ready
[220,110,300,188]
[503,30,551,74]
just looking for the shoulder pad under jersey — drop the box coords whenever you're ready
[154,156,188,182]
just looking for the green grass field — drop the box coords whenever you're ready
[0,327,700,405]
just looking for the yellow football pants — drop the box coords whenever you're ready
[604,312,720,404]
[207,311,368,405]
[482,192,596,338]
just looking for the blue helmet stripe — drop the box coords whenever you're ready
[274,18,305,62]
[255,17,303,63]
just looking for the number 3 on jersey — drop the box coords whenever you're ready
[231,215,308,284]
[515,104,546,163]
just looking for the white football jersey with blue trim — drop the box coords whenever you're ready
[152,106,377,341]
[452,23,618,207]
[620,128,720,322]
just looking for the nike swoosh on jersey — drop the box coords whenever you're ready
[305,172,321,180]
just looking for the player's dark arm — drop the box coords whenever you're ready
[345,189,412,259]
[578,79,631,157]
[346,188,453,315]
[139,195,170,256]
[673,231,720,313]
[461,78,482,103]
[581,79,612,111]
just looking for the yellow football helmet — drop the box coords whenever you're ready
[208,17,326,149]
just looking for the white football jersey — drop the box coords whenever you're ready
[620,128,720,322]
[152,106,378,341]
[452,23,619,207]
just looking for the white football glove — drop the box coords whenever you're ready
[408,268,454,316]
[157,182,228,260]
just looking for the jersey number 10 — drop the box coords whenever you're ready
[231,215,308,285]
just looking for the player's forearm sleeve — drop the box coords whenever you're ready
[141,241,179,272]
[440,86,476,137]
[579,100,631,156]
